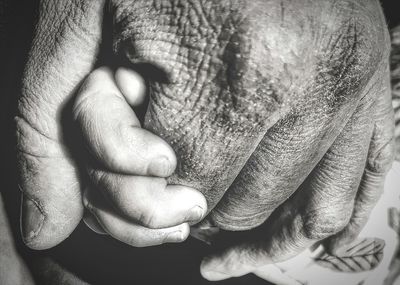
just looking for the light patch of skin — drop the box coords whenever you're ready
[73,67,207,247]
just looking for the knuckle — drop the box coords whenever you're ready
[303,207,352,240]
[367,137,395,174]
[15,115,59,158]
[89,169,108,188]
[225,248,261,276]
[219,250,253,275]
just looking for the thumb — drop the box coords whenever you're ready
[16,0,105,249]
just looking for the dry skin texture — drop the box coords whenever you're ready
[390,25,400,161]
[113,0,390,230]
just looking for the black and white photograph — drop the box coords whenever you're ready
[0,0,399,284]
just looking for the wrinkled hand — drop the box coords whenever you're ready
[17,4,395,281]
[199,9,395,285]
[16,0,105,249]
[390,25,400,161]
[199,61,395,282]
[16,0,206,250]
[102,0,394,282]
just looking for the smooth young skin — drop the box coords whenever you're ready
[74,67,207,246]
[16,0,394,282]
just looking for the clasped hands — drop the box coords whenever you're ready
[16,0,395,283]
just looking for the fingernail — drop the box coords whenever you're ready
[82,188,92,211]
[21,195,44,244]
[148,156,171,177]
[186,205,205,224]
[165,230,185,243]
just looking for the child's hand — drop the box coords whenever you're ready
[73,67,207,247]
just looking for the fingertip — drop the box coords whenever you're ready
[117,127,177,177]
[83,211,108,235]
[82,187,92,209]
[200,246,258,281]
[164,223,191,244]
[20,182,83,250]
[200,256,230,281]
[200,269,230,281]
[115,67,146,106]
[78,66,114,99]
[189,195,208,224]
[20,200,82,250]
[20,195,45,247]
[166,185,208,225]
[179,222,191,240]
[74,66,177,176]
[148,155,175,177]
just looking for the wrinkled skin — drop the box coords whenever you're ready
[112,0,393,231]
[15,0,395,283]
[391,25,400,160]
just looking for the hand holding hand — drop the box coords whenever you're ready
[74,66,207,247]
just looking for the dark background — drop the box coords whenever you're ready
[0,1,399,284]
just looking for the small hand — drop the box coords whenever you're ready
[73,67,207,246]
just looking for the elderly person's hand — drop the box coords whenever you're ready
[73,1,394,282]
[109,0,395,271]
[17,0,206,250]
[17,3,394,278]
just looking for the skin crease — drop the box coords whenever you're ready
[16,0,106,250]
[112,0,392,229]
[391,25,400,161]
[11,0,395,283]
[17,0,208,251]
[108,0,395,279]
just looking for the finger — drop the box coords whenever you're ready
[17,0,105,249]
[73,67,176,177]
[253,265,304,285]
[208,28,388,232]
[83,210,107,235]
[325,64,395,253]
[83,188,190,247]
[114,67,147,106]
[112,0,298,214]
[208,99,356,231]
[201,261,302,285]
[201,79,378,276]
[89,168,207,228]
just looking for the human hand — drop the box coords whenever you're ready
[16,0,206,250]
[16,0,106,249]
[18,1,394,263]
[103,0,394,281]
[73,66,207,247]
